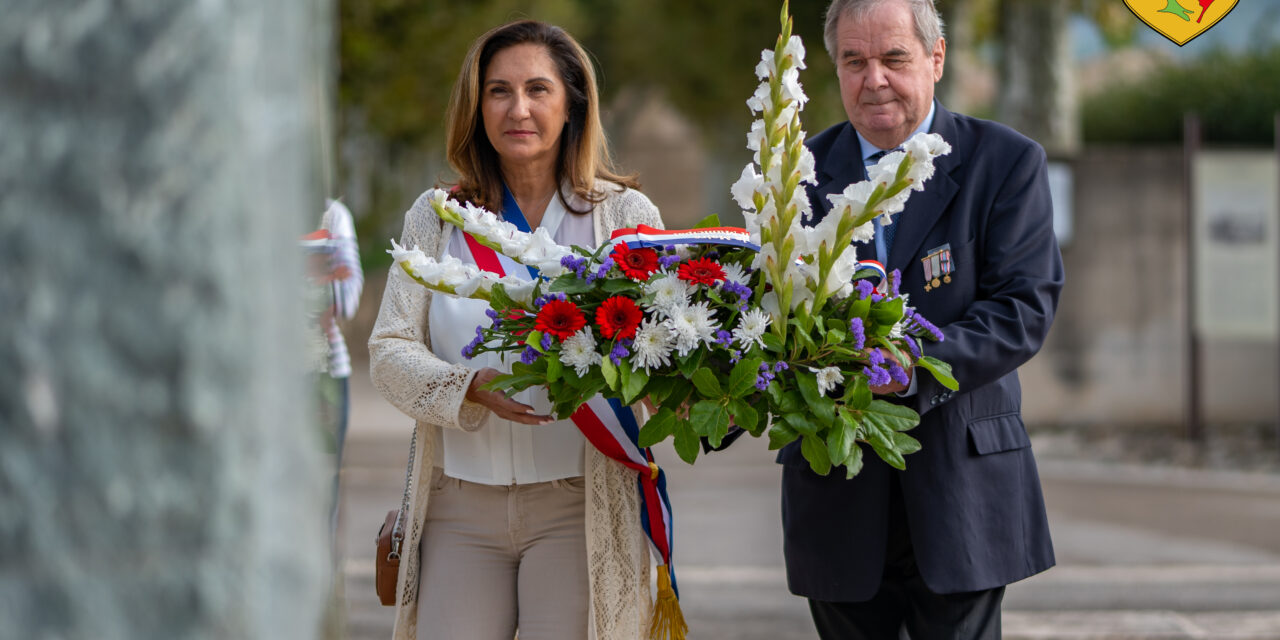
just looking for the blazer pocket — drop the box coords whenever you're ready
[967,413,1031,455]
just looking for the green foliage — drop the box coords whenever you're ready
[1083,45,1280,144]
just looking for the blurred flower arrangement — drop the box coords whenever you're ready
[389,2,957,477]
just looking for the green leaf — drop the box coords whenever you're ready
[843,445,865,479]
[482,372,544,395]
[917,356,959,391]
[601,357,619,391]
[776,389,803,414]
[672,420,700,464]
[847,298,871,320]
[526,330,545,353]
[489,283,515,310]
[783,411,820,436]
[892,432,922,455]
[767,420,799,450]
[693,213,722,229]
[638,408,678,448]
[761,333,784,353]
[549,276,595,295]
[729,398,760,436]
[601,279,641,294]
[729,357,764,398]
[690,399,730,445]
[623,364,649,405]
[646,376,679,406]
[826,418,854,468]
[790,320,819,354]
[869,297,905,328]
[843,376,872,410]
[801,434,832,476]
[794,370,836,424]
[677,351,704,378]
[545,355,563,383]
[691,367,723,398]
[866,399,920,431]
[824,328,847,347]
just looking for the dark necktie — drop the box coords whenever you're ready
[865,149,901,252]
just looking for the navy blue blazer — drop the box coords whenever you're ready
[777,103,1065,600]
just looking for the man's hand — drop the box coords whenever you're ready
[466,367,553,425]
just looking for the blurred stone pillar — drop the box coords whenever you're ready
[997,0,1079,157]
[0,2,332,639]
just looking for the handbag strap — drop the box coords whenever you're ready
[389,428,417,552]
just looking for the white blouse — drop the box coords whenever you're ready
[428,190,595,485]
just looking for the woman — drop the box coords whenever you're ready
[369,20,662,640]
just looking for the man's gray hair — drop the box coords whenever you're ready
[823,0,945,62]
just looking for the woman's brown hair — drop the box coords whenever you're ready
[444,20,636,214]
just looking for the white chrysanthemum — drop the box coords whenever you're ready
[733,308,770,350]
[813,366,845,396]
[781,35,806,70]
[559,329,597,377]
[644,275,693,319]
[721,262,749,288]
[632,318,676,372]
[731,164,764,211]
[670,302,717,357]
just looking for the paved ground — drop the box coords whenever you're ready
[336,369,1280,639]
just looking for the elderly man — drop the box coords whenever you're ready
[776,0,1066,638]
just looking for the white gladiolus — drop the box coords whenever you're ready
[746,83,772,115]
[780,35,806,70]
[825,251,861,296]
[780,68,807,107]
[731,164,765,211]
[755,50,775,81]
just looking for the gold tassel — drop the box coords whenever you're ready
[649,564,688,640]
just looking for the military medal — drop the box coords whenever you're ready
[921,243,953,291]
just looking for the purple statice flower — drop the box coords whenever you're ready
[485,308,502,328]
[906,336,922,359]
[867,348,885,367]
[597,257,615,278]
[729,349,741,364]
[714,330,734,349]
[706,250,720,260]
[773,361,789,373]
[541,333,554,351]
[849,317,866,350]
[520,346,540,365]
[664,244,677,253]
[855,279,875,300]
[755,362,777,390]
[560,255,585,274]
[863,365,891,387]
[888,269,903,297]
[533,292,567,307]
[461,326,485,360]
[903,308,944,342]
[609,340,631,366]
[576,260,591,279]
[888,361,910,385]
[659,254,682,270]
[721,280,752,302]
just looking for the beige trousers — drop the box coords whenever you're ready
[416,470,589,640]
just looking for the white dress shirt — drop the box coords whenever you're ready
[428,189,594,485]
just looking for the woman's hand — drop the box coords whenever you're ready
[466,367,554,425]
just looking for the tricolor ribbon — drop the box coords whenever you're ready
[463,191,687,640]
[610,223,759,251]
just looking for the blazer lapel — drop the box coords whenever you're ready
[888,103,963,273]
[813,124,868,223]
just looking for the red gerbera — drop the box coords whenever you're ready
[610,244,660,281]
[595,295,644,340]
[677,257,726,286]
[535,299,587,340]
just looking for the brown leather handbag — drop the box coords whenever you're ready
[375,430,416,606]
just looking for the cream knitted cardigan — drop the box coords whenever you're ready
[369,183,663,640]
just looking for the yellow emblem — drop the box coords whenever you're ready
[1123,0,1239,46]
